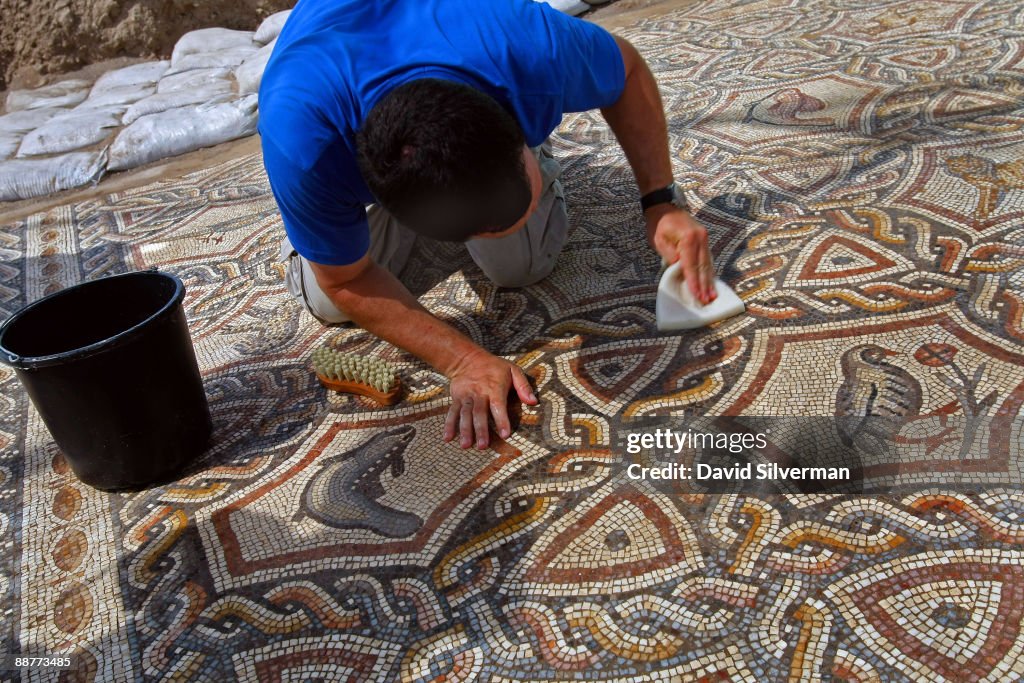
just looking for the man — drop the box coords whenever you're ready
[259,0,717,452]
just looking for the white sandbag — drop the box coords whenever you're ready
[0,133,21,160]
[235,39,276,96]
[0,150,107,201]
[17,108,122,157]
[535,0,590,16]
[91,61,170,92]
[108,95,258,171]
[5,80,91,113]
[166,44,259,76]
[75,83,155,110]
[171,28,255,66]
[157,67,233,94]
[0,107,63,134]
[254,10,290,45]
[123,83,234,124]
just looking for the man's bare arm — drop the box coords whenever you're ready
[600,35,716,304]
[309,256,537,449]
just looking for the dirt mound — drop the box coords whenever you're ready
[0,0,294,91]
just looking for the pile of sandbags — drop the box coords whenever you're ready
[17,108,124,157]
[104,26,271,171]
[253,11,290,45]
[5,80,91,112]
[535,0,591,16]
[236,39,277,96]
[109,96,259,171]
[167,28,259,75]
[0,134,20,160]
[235,10,290,95]
[0,151,107,202]
[0,79,119,199]
[0,28,270,201]
[124,68,236,124]
[0,2,596,202]
[0,108,59,160]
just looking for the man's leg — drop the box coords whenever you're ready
[465,144,569,288]
[280,204,418,324]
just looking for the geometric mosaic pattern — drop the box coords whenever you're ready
[2,0,1024,679]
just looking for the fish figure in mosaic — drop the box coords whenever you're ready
[743,87,835,127]
[836,344,922,453]
[300,425,422,538]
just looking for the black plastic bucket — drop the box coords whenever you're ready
[0,270,211,490]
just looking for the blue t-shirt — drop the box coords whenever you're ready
[259,0,626,266]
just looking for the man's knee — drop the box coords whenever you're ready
[467,181,568,288]
[476,258,557,289]
[281,239,352,324]
[303,295,352,325]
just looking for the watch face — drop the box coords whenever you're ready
[642,184,680,211]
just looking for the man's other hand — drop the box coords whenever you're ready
[443,349,537,450]
[647,205,717,305]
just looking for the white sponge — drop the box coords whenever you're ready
[656,262,745,331]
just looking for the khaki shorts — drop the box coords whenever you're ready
[281,144,568,324]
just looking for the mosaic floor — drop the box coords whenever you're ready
[3,0,1024,680]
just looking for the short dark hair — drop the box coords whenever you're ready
[356,79,531,241]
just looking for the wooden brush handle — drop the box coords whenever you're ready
[316,373,402,406]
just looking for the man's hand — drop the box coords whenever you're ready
[311,257,537,448]
[647,205,716,305]
[443,349,538,450]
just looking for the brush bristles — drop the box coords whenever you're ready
[311,347,397,392]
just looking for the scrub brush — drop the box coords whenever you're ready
[311,346,402,405]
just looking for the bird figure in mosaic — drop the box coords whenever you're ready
[944,154,1024,219]
[835,344,922,452]
[299,425,423,538]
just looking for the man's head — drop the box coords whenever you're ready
[357,79,541,241]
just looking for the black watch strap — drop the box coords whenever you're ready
[640,183,682,212]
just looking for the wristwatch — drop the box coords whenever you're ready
[640,183,686,212]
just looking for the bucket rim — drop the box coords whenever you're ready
[0,270,185,369]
